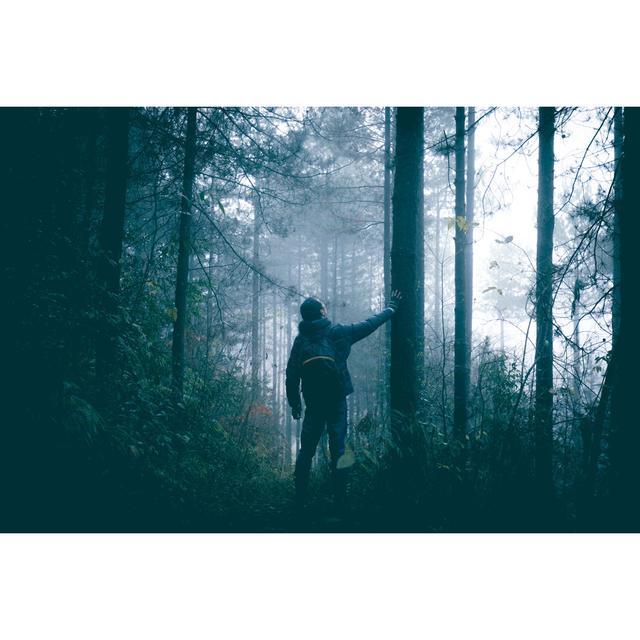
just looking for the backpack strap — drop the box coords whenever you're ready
[302,355,336,366]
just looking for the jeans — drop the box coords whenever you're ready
[294,397,348,502]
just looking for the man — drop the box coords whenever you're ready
[285,290,401,511]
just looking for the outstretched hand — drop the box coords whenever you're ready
[389,289,403,311]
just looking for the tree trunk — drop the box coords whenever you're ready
[416,110,425,404]
[384,107,393,311]
[612,107,623,350]
[382,107,393,422]
[81,108,99,252]
[96,107,130,383]
[534,106,556,501]
[320,237,329,301]
[251,200,261,402]
[465,107,476,353]
[295,248,302,452]
[610,106,639,529]
[571,276,582,402]
[434,187,442,342]
[171,107,197,402]
[332,235,339,319]
[390,107,424,447]
[205,237,216,364]
[271,287,279,431]
[285,267,293,467]
[453,107,469,447]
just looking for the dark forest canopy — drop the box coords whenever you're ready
[0,106,636,532]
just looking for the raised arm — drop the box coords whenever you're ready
[345,290,402,345]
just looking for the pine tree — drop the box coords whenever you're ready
[534,106,556,501]
[171,107,197,401]
[390,107,424,446]
[453,107,469,447]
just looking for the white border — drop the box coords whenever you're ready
[1,1,638,637]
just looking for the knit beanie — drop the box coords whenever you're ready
[300,297,323,321]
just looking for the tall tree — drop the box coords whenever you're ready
[465,107,476,349]
[390,107,424,446]
[382,107,393,421]
[320,237,329,301]
[534,106,556,500]
[610,106,639,529]
[433,186,443,343]
[96,107,130,383]
[383,107,392,316]
[453,107,469,446]
[612,107,623,350]
[251,199,261,402]
[271,287,279,425]
[171,107,197,401]
[416,111,425,400]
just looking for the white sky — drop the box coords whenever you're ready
[460,107,613,366]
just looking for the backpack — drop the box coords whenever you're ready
[299,331,342,404]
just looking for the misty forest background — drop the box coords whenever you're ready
[2,106,637,532]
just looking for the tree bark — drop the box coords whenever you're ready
[285,265,293,467]
[465,107,476,352]
[390,107,424,447]
[271,287,279,428]
[332,235,339,319]
[453,107,469,446]
[612,107,623,350]
[384,107,392,312]
[434,187,442,342]
[416,110,425,402]
[320,237,329,301]
[610,106,639,529]
[295,247,302,451]
[171,107,197,402]
[382,106,393,422]
[251,200,261,402]
[534,106,556,500]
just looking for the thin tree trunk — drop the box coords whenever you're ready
[383,107,393,423]
[612,107,623,350]
[332,235,339,319]
[285,267,293,467]
[205,237,216,364]
[434,187,442,342]
[81,108,99,252]
[272,287,279,430]
[320,237,329,301]
[465,107,476,355]
[171,107,197,402]
[571,277,582,402]
[416,110,425,405]
[384,107,393,310]
[453,106,469,447]
[261,287,268,392]
[534,106,556,501]
[251,201,261,402]
[295,247,302,451]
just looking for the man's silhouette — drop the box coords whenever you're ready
[285,291,401,511]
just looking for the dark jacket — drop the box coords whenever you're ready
[285,308,395,411]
